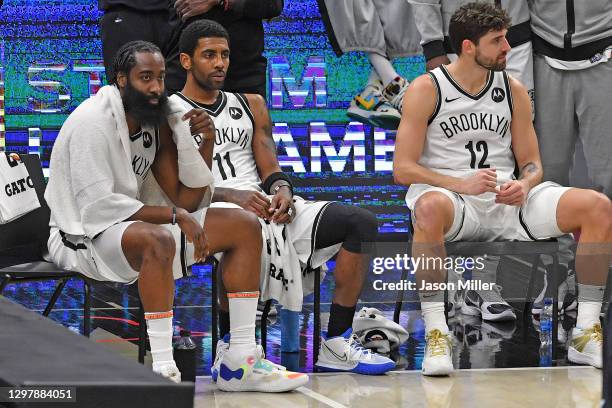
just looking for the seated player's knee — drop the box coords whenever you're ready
[349,206,378,243]
[142,226,176,263]
[413,193,448,233]
[338,205,378,254]
[588,192,612,231]
[233,210,262,244]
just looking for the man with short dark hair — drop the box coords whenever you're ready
[173,19,396,378]
[394,2,612,375]
[45,41,304,391]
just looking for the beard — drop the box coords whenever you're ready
[192,68,225,91]
[121,80,168,127]
[475,49,507,71]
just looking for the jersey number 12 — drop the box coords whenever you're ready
[465,140,490,169]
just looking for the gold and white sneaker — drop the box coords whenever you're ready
[422,329,454,376]
[568,324,603,368]
[152,361,182,384]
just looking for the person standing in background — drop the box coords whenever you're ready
[167,0,284,98]
[317,0,422,130]
[98,0,186,94]
[529,0,612,199]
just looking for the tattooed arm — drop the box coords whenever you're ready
[496,76,543,206]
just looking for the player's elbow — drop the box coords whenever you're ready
[393,164,416,186]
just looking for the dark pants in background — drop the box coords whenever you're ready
[99,6,185,95]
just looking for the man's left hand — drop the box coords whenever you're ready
[174,0,219,21]
[495,179,530,206]
[268,189,295,224]
[182,108,215,141]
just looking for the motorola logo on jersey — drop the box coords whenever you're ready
[491,87,505,103]
[142,131,153,148]
[130,131,153,148]
[229,107,243,120]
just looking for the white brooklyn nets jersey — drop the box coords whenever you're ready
[420,65,516,183]
[171,91,261,192]
[129,124,159,196]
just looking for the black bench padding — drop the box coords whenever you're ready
[0,297,194,408]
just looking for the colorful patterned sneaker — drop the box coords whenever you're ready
[422,329,454,376]
[212,335,287,383]
[382,76,410,113]
[216,345,308,392]
[152,361,181,384]
[211,334,230,382]
[462,284,516,322]
[568,323,603,368]
[315,328,395,375]
[347,80,402,129]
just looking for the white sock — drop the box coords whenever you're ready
[228,291,259,353]
[576,301,602,329]
[145,311,175,366]
[368,52,399,87]
[419,292,449,334]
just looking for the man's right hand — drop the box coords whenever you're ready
[453,168,498,195]
[231,190,271,220]
[174,0,219,21]
[426,55,451,71]
[176,208,209,262]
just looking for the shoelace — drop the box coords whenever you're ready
[213,342,230,368]
[584,324,603,343]
[255,345,287,371]
[479,284,506,303]
[426,330,450,357]
[347,334,372,360]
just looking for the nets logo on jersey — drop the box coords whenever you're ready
[142,131,153,148]
[130,131,153,148]
[229,107,243,120]
[491,87,505,103]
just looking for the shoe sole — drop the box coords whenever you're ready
[347,111,400,130]
[217,375,309,392]
[567,346,602,369]
[422,365,453,376]
[315,361,394,375]
[461,303,516,321]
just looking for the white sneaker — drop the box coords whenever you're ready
[461,284,516,322]
[568,324,603,368]
[382,76,410,113]
[347,80,402,129]
[211,335,230,382]
[422,329,454,376]
[216,346,308,392]
[212,335,286,383]
[152,361,182,384]
[315,328,395,375]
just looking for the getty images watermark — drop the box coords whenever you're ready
[371,254,492,291]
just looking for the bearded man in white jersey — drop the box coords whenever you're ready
[393,2,612,376]
[171,19,395,377]
[45,40,310,391]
